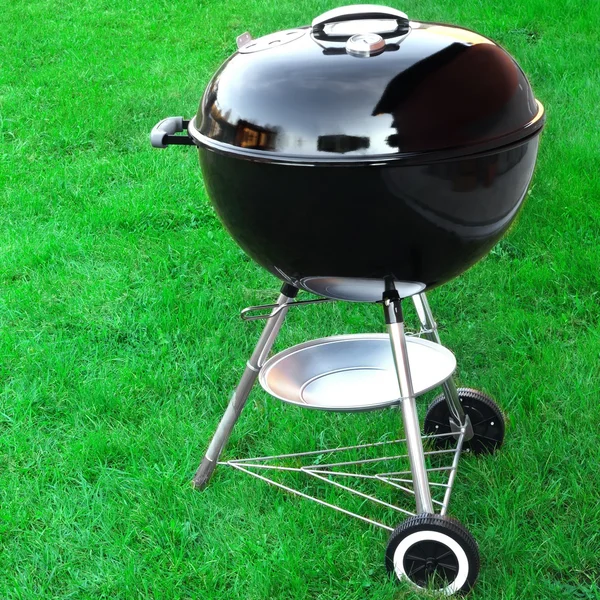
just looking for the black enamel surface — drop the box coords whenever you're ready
[199,137,539,291]
[181,9,546,295]
[194,21,543,162]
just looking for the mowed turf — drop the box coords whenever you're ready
[1,0,599,598]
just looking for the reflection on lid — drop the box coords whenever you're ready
[236,120,278,150]
[424,26,493,46]
[202,82,279,150]
[372,43,470,115]
[317,135,370,153]
[197,19,540,159]
[373,41,523,152]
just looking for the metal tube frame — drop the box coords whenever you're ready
[192,285,297,489]
[196,287,468,530]
[383,290,434,514]
[412,293,473,439]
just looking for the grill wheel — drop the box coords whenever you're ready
[424,388,506,454]
[386,513,480,595]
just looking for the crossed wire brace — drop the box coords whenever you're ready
[220,428,466,531]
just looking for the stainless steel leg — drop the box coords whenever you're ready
[411,292,442,345]
[384,291,434,514]
[412,293,468,429]
[193,287,297,490]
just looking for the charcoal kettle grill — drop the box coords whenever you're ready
[151,5,544,594]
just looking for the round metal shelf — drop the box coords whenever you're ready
[259,334,456,411]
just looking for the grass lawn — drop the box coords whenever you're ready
[1,0,600,598]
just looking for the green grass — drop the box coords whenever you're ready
[1,0,600,598]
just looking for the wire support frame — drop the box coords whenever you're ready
[220,428,466,530]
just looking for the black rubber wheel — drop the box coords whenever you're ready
[386,514,480,595]
[424,388,505,455]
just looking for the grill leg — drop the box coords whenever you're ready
[192,284,298,490]
[412,293,468,430]
[383,288,434,514]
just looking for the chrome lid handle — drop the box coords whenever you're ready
[312,4,409,34]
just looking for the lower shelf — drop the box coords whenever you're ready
[259,333,456,411]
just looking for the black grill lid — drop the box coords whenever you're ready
[189,4,545,164]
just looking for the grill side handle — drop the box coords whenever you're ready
[150,117,195,148]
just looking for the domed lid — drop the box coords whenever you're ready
[189,4,545,164]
